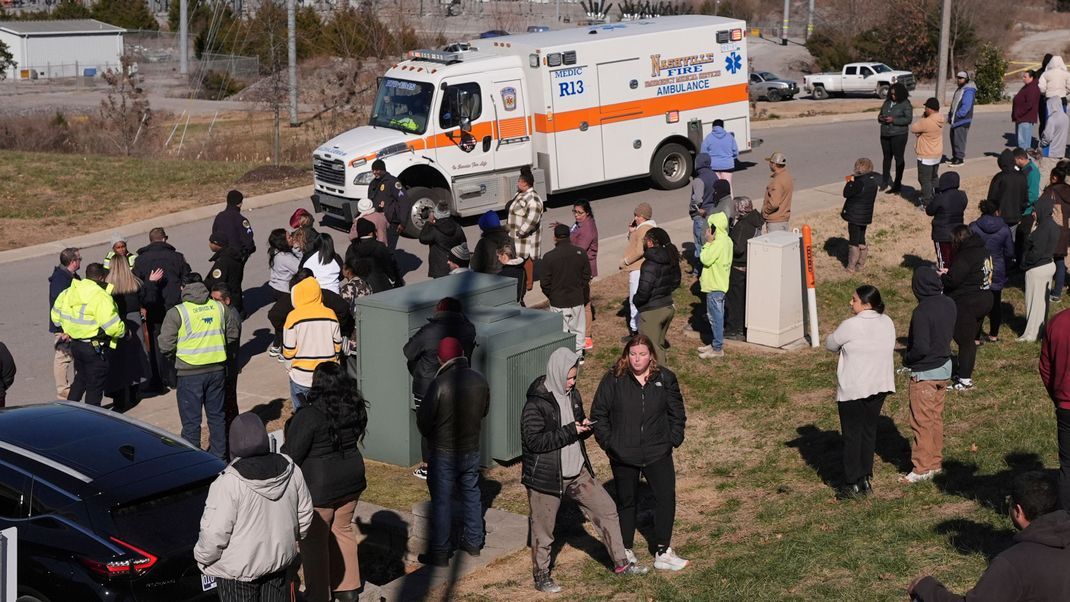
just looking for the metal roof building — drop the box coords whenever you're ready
[0,19,126,80]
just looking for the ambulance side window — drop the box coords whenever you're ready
[440,83,483,130]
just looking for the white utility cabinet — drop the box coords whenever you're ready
[746,231,804,347]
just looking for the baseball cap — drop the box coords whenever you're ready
[634,202,653,219]
[554,223,571,239]
[209,232,229,247]
[766,152,787,166]
[956,71,968,80]
[371,159,386,171]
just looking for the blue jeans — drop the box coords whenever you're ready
[706,291,726,351]
[1054,256,1067,299]
[692,216,706,262]
[176,370,227,460]
[289,379,310,410]
[427,449,483,554]
[1017,122,1034,150]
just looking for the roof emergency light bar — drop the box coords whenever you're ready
[408,48,468,64]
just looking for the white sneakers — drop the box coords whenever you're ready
[625,548,638,565]
[653,547,689,571]
[900,469,942,484]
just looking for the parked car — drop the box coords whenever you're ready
[749,71,798,102]
[478,30,510,38]
[803,62,916,100]
[0,402,225,602]
[526,25,551,33]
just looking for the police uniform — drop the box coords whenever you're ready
[369,172,407,249]
[204,244,246,316]
[212,207,256,261]
[50,279,125,407]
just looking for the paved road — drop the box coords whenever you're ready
[2,110,1014,403]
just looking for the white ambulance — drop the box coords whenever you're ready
[311,15,751,234]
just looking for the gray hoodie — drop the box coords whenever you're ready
[1043,96,1068,160]
[157,282,240,375]
[194,454,314,581]
[545,347,584,478]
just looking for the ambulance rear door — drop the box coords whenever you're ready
[549,64,604,189]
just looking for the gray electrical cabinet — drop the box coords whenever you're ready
[355,272,572,467]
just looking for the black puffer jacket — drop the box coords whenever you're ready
[927,172,968,243]
[988,148,1029,225]
[1022,196,1059,271]
[416,357,490,453]
[403,310,477,399]
[345,238,401,293]
[731,210,765,268]
[133,241,192,320]
[942,233,993,300]
[282,404,366,506]
[840,171,880,226]
[632,246,681,312]
[418,218,467,278]
[590,366,686,467]
[471,227,513,274]
[521,375,595,495]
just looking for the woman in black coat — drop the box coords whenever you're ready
[104,258,161,411]
[841,158,880,273]
[940,225,994,391]
[345,218,401,293]
[927,172,968,270]
[282,362,368,602]
[590,335,688,572]
[632,228,682,363]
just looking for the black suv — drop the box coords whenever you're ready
[0,402,225,601]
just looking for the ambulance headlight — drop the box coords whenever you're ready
[353,171,374,186]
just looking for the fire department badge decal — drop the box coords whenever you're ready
[502,87,517,111]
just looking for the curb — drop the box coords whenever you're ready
[751,102,1009,131]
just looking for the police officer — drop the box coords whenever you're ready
[204,232,246,317]
[50,263,125,407]
[212,190,256,262]
[158,274,239,460]
[368,159,408,249]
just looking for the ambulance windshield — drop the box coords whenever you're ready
[369,78,435,135]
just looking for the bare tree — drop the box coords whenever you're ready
[98,55,152,156]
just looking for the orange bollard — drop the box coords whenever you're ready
[801,225,820,347]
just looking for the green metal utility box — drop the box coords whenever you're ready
[356,272,568,466]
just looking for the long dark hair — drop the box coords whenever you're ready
[309,232,335,266]
[268,228,291,268]
[855,284,885,314]
[644,227,680,265]
[612,334,661,378]
[306,362,369,449]
[890,82,909,102]
[950,224,972,251]
[574,199,594,219]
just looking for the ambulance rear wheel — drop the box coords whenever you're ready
[650,143,693,190]
[402,186,450,238]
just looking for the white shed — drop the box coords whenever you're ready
[0,19,125,80]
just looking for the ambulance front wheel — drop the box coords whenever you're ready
[650,143,693,190]
[403,186,450,238]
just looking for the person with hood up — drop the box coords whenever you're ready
[347,198,388,245]
[497,242,528,304]
[1018,193,1059,342]
[911,98,945,208]
[988,148,1029,239]
[688,153,719,269]
[522,348,648,594]
[419,201,468,278]
[1043,166,1070,301]
[569,200,599,349]
[205,232,246,316]
[947,72,977,166]
[134,227,192,391]
[941,226,994,391]
[283,277,342,409]
[632,228,682,363]
[1039,55,1070,108]
[542,224,592,354]
[345,219,401,293]
[699,119,739,187]
[900,267,956,484]
[471,211,513,274]
[1042,96,1069,160]
[49,247,81,399]
[840,158,880,273]
[909,471,1070,602]
[103,233,137,271]
[698,212,733,359]
[876,83,913,193]
[1013,70,1042,150]
[158,275,239,458]
[725,197,764,339]
[195,413,314,602]
[969,200,1014,342]
[927,172,968,270]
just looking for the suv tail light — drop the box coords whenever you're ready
[80,537,159,578]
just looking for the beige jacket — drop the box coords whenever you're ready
[910,111,945,160]
[619,219,656,272]
[762,169,794,224]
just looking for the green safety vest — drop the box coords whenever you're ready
[175,300,227,366]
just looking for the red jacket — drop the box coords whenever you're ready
[1013,80,1041,124]
[1040,308,1070,409]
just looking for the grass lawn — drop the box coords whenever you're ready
[426,174,1059,600]
[0,149,308,250]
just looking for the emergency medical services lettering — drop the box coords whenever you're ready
[646,51,722,96]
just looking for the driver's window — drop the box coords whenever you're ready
[750,74,761,83]
[439,82,483,130]
[845,66,857,75]
[861,67,873,77]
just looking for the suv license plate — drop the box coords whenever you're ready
[201,574,218,591]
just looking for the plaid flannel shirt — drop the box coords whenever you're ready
[507,188,545,260]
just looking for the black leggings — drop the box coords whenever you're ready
[611,454,676,551]
[880,134,908,187]
[848,223,868,246]
[954,292,994,381]
[979,289,1003,338]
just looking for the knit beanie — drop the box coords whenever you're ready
[226,190,244,207]
[478,210,501,231]
[438,337,464,363]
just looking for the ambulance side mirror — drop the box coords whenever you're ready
[460,117,472,133]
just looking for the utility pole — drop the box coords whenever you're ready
[781,0,790,46]
[179,0,188,75]
[806,0,814,40]
[287,0,298,126]
[935,0,951,105]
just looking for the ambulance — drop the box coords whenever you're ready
[310,15,751,235]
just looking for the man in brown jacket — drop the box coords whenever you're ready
[619,202,656,336]
[911,98,946,208]
[761,152,794,232]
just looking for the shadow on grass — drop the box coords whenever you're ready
[933,518,1015,562]
[823,236,849,268]
[934,452,1047,511]
[786,416,912,489]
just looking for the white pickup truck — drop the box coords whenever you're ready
[803,62,915,100]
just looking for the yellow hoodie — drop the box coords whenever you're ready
[282,278,341,387]
[699,212,733,293]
